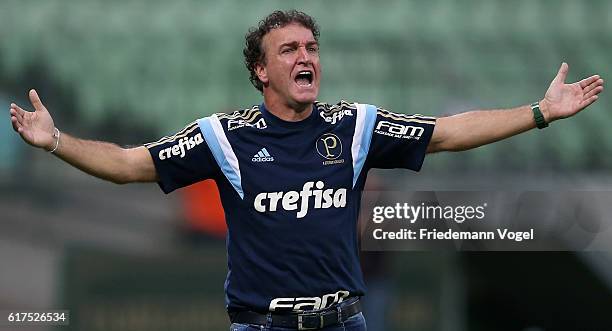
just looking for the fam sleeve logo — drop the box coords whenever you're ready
[374,121,425,140]
[373,109,435,140]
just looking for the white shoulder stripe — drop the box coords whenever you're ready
[197,115,243,199]
[351,103,377,188]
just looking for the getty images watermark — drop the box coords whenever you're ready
[371,202,534,242]
[360,191,612,251]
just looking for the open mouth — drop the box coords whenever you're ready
[294,70,313,87]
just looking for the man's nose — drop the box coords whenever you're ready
[296,46,311,64]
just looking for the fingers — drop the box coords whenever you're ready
[10,115,22,133]
[579,95,599,110]
[583,76,604,95]
[583,85,604,101]
[9,99,34,135]
[553,62,569,84]
[9,104,27,133]
[579,75,600,88]
[9,105,24,132]
[10,103,27,118]
[582,78,604,95]
[28,89,46,112]
[9,110,23,125]
[11,115,19,129]
[9,108,23,123]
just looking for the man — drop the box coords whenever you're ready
[8,9,604,331]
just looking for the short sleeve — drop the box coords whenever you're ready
[366,106,436,171]
[145,121,220,194]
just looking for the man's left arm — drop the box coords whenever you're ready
[427,63,604,153]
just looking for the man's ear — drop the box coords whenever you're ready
[255,63,268,85]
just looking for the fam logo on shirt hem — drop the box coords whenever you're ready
[316,133,344,166]
[269,290,350,311]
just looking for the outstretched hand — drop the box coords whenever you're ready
[541,62,604,122]
[9,89,56,151]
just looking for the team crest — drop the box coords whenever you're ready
[316,133,345,165]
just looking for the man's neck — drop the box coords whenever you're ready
[263,93,313,122]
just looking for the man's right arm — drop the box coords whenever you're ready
[50,134,158,184]
[9,89,158,184]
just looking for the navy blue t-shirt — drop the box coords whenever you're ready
[145,100,436,313]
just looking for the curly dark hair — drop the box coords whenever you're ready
[244,10,320,93]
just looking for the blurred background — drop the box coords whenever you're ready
[1,0,611,330]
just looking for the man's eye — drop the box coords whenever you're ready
[308,47,319,53]
[281,48,294,54]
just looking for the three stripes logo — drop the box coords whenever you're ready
[252,147,274,162]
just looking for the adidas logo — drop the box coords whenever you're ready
[252,147,274,162]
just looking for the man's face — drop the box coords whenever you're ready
[257,23,321,108]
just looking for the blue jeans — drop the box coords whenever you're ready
[229,299,367,331]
